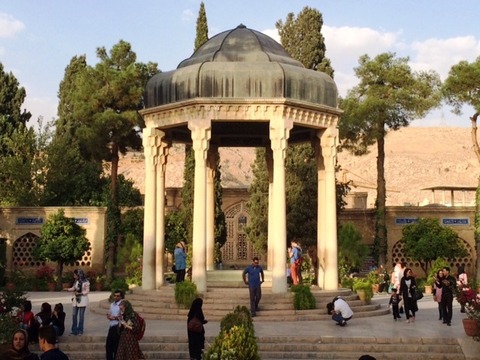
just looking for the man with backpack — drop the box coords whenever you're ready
[288,240,303,285]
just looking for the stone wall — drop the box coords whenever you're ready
[0,207,107,275]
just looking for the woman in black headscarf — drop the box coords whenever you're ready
[399,268,418,323]
[187,298,208,360]
[1,329,39,360]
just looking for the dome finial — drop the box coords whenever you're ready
[237,24,246,29]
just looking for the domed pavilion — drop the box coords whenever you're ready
[140,24,341,293]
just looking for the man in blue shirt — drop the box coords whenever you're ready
[174,241,187,282]
[242,257,264,317]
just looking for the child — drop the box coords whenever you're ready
[389,288,401,321]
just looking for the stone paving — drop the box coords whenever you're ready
[26,291,480,359]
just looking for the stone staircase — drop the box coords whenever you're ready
[47,335,466,360]
[92,285,388,322]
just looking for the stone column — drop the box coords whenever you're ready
[189,121,211,293]
[155,138,170,288]
[142,127,162,290]
[269,118,292,293]
[319,127,338,290]
[206,147,218,270]
[265,148,274,270]
[314,140,326,289]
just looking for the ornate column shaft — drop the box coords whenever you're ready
[265,148,274,270]
[142,127,162,290]
[314,140,326,289]
[189,120,211,293]
[206,147,219,270]
[269,118,292,293]
[155,138,170,288]
[319,127,338,290]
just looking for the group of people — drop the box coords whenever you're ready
[17,300,65,345]
[2,326,69,360]
[105,289,146,360]
[433,266,463,326]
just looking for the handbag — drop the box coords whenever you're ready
[187,316,203,333]
[415,289,424,301]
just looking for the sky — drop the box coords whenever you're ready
[1,0,479,128]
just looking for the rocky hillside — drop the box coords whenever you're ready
[118,127,480,207]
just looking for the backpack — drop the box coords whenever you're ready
[135,312,146,341]
[294,248,304,266]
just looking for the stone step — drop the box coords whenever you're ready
[92,286,390,321]
[48,336,466,360]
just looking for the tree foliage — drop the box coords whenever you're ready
[443,56,480,116]
[338,222,369,271]
[56,40,157,278]
[339,52,441,265]
[401,218,468,277]
[245,149,269,252]
[194,2,208,51]
[275,6,334,76]
[33,209,90,287]
[442,56,480,281]
[0,62,31,155]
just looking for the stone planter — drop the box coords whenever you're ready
[356,289,371,304]
[424,285,432,295]
[462,318,480,337]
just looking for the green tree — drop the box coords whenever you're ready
[33,209,90,288]
[285,144,317,246]
[442,56,480,281]
[245,149,269,252]
[401,218,468,277]
[245,7,341,251]
[0,123,42,206]
[0,62,31,155]
[275,6,334,76]
[338,222,369,275]
[194,2,208,51]
[339,52,441,266]
[61,40,158,278]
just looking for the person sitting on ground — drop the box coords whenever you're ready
[19,300,36,342]
[326,296,353,326]
[51,303,66,338]
[1,329,39,360]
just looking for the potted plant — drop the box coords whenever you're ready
[353,277,373,304]
[95,275,106,291]
[35,265,55,291]
[456,283,480,337]
[367,270,380,294]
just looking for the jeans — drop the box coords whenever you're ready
[249,286,262,315]
[332,313,351,324]
[71,306,86,335]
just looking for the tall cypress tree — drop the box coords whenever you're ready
[194,2,208,52]
[246,7,337,250]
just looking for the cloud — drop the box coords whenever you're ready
[0,13,25,38]
[181,9,195,23]
[409,36,480,79]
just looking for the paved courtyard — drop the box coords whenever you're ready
[26,290,480,359]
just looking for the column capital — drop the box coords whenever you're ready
[189,120,211,161]
[269,118,293,160]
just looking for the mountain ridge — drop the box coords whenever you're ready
[118,127,480,207]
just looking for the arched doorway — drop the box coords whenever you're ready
[221,201,262,268]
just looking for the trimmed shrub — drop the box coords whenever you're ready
[291,284,316,310]
[203,306,259,360]
[174,281,198,309]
